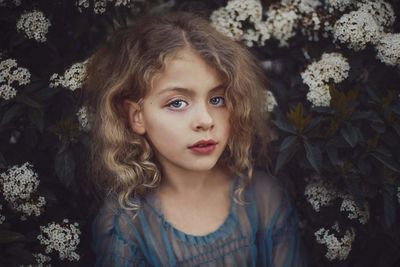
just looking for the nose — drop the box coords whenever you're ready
[192,103,214,131]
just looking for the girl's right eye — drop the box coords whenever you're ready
[166,99,188,110]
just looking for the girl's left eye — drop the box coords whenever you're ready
[210,96,225,106]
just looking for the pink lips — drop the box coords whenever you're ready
[189,139,217,154]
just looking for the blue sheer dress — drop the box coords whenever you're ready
[91,169,308,266]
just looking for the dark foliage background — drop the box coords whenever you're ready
[0,0,399,266]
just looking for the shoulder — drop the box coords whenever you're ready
[248,168,286,203]
[245,168,292,228]
[91,194,137,240]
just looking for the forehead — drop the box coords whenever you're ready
[148,49,224,96]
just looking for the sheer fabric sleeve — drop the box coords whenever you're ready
[253,171,308,267]
[91,198,148,267]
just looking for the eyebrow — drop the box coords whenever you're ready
[157,85,225,96]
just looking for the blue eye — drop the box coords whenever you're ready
[167,99,188,109]
[210,96,225,106]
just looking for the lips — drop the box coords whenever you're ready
[189,139,217,148]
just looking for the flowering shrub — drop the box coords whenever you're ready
[0,0,399,266]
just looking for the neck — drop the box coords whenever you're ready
[159,164,231,195]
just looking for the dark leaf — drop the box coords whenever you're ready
[272,119,296,134]
[304,141,322,173]
[15,94,43,108]
[370,122,386,133]
[0,230,25,244]
[326,144,339,167]
[54,148,76,188]
[28,108,44,133]
[357,156,371,176]
[371,152,400,173]
[275,142,300,174]
[340,123,359,147]
[0,104,24,128]
[303,116,322,133]
[383,185,397,228]
[279,135,298,152]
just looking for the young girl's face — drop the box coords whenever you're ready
[127,48,230,174]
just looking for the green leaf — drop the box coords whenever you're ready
[272,119,296,134]
[54,148,76,188]
[390,104,400,116]
[274,142,299,174]
[0,104,24,128]
[371,152,400,173]
[340,123,359,147]
[304,141,322,173]
[0,230,25,244]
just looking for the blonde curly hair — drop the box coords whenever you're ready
[84,11,271,214]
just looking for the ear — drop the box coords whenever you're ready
[123,99,146,135]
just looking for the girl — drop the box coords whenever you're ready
[85,11,308,267]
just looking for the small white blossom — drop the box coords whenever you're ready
[16,10,51,42]
[265,3,299,47]
[305,179,339,211]
[211,7,243,41]
[0,58,31,100]
[375,33,400,67]
[37,220,81,261]
[315,223,356,260]
[293,0,322,14]
[33,252,52,265]
[49,60,87,91]
[0,162,46,218]
[356,0,396,31]
[325,0,355,12]
[0,204,5,224]
[76,106,91,131]
[340,194,369,224]
[76,0,135,13]
[263,90,278,112]
[333,10,381,51]
[301,52,350,107]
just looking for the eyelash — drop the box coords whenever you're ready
[166,96,226,110]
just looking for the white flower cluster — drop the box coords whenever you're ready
[76,0,135,14]
[304,179,339,211]
[340,194,369,224]
[265,3,299,47]
[0,58,31,100]
[0,204,5,224]
[49,60,87,91]
[76,106,91,131]
[375,33,400,66]
[0,162,46,220]
[355,0,396,31]
[301,52,350,107]
[305,178,370,224]
[37,219,81,261]
[210,0,270,47]
[315,223,356,261]
[332,0,398,63]
[292,0,321,15]
[264,90,278,112]
[16,10,51,43]
[333,10,380,51]
[0,0,22,7]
